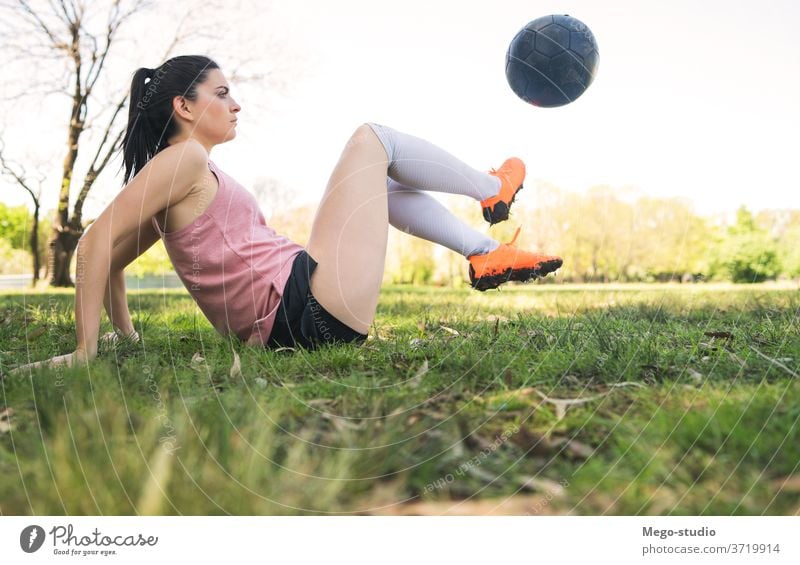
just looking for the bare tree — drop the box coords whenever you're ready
[253,175,296,220]
[0,140,45,284]
[0,0,306,287]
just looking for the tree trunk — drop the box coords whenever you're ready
[50,39,85,288]
[29,202,40,285]
[48,226,81,287]
[50,158,84,286]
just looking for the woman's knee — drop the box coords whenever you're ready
[352,122,391,161]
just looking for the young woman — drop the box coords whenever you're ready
[12,54,562,373]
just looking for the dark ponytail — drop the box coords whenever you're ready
[120,55,219,186]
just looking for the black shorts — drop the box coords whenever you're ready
[267,250,369,350]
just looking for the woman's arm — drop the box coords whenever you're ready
[102,216,162,336]
[73,141,208,359]
[7,140,209,375]
[74,228,112,358]
[104,269,135,336]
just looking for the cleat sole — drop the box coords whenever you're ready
[482,184,523,225]
[469,257,562,291]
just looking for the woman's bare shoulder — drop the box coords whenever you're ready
[153,139,208,170]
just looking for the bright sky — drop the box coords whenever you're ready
[2,0,799,220]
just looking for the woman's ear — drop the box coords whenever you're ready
[172,95,193,121]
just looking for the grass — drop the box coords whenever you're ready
[1,282,798,515]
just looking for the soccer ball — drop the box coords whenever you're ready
[505,14,599,108]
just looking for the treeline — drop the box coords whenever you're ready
[499,183,799,284]
[2,184,798,285]
[267,183,800,285]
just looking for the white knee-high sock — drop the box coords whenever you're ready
[388,179,500,257]
[366,122,501,201]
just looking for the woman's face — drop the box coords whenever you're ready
[177,68,241,145]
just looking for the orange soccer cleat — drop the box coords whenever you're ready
[467,226,563,291]
[480,157,526,225]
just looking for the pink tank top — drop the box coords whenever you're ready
[151,160,305,345]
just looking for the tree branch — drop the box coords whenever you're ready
[16,0,69,50]
[0,138,42,206]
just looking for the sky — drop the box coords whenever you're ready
[1,0,799,220]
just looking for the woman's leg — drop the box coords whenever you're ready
[387,179,499,257]
[367,122,502,201]
[306,122,503,335]
[306,124,389,335]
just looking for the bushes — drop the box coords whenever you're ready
[710,232,781,283]
[0,238,32,275]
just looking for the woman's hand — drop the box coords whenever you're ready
[8,348,94,376]
[99,329,141,346]
[6,330,139,377]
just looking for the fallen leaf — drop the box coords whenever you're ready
[608,381,647,389]
[409,338,425,349]
[439,325,459,336]
[486,389,537,411]
[484,314,509,323]
[0,408,13,433]
[26,327,46,340]
[307,398,335,407]
[770,475,800,493]
[503,368,513,387]
[321,413,365,431]
[409,359,429,387]
[532,389,612,422]
[465,433,497,452]
[519,476,567,496]
[190,352,207,371]
[555,438,594,459]
[406,412,422,426]
[369,494,563,515]
[704,331,734,340]
[727,351,746,368]
[687,368,704,383]
[509,426,554,456]
[465,465,500,484]
[229,350,242,380]
[748,346,799,378]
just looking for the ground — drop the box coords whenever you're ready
[1,283,798,515]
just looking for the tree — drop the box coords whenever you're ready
[0,151,45,283]
[777,225,800,278]
[0,202,32,249]
[253,176,296,222]
[709,206,781,283]
[631,196,712,281]
[0,0,306,287]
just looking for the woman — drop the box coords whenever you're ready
[12,54,562,373]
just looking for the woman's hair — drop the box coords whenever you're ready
[120,55,219,186]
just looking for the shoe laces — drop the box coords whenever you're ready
[490,156,519,174]
[503,226,522,248]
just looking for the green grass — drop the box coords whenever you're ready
[1,283,798,515]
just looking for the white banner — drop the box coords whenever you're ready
[1,516,797,564]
